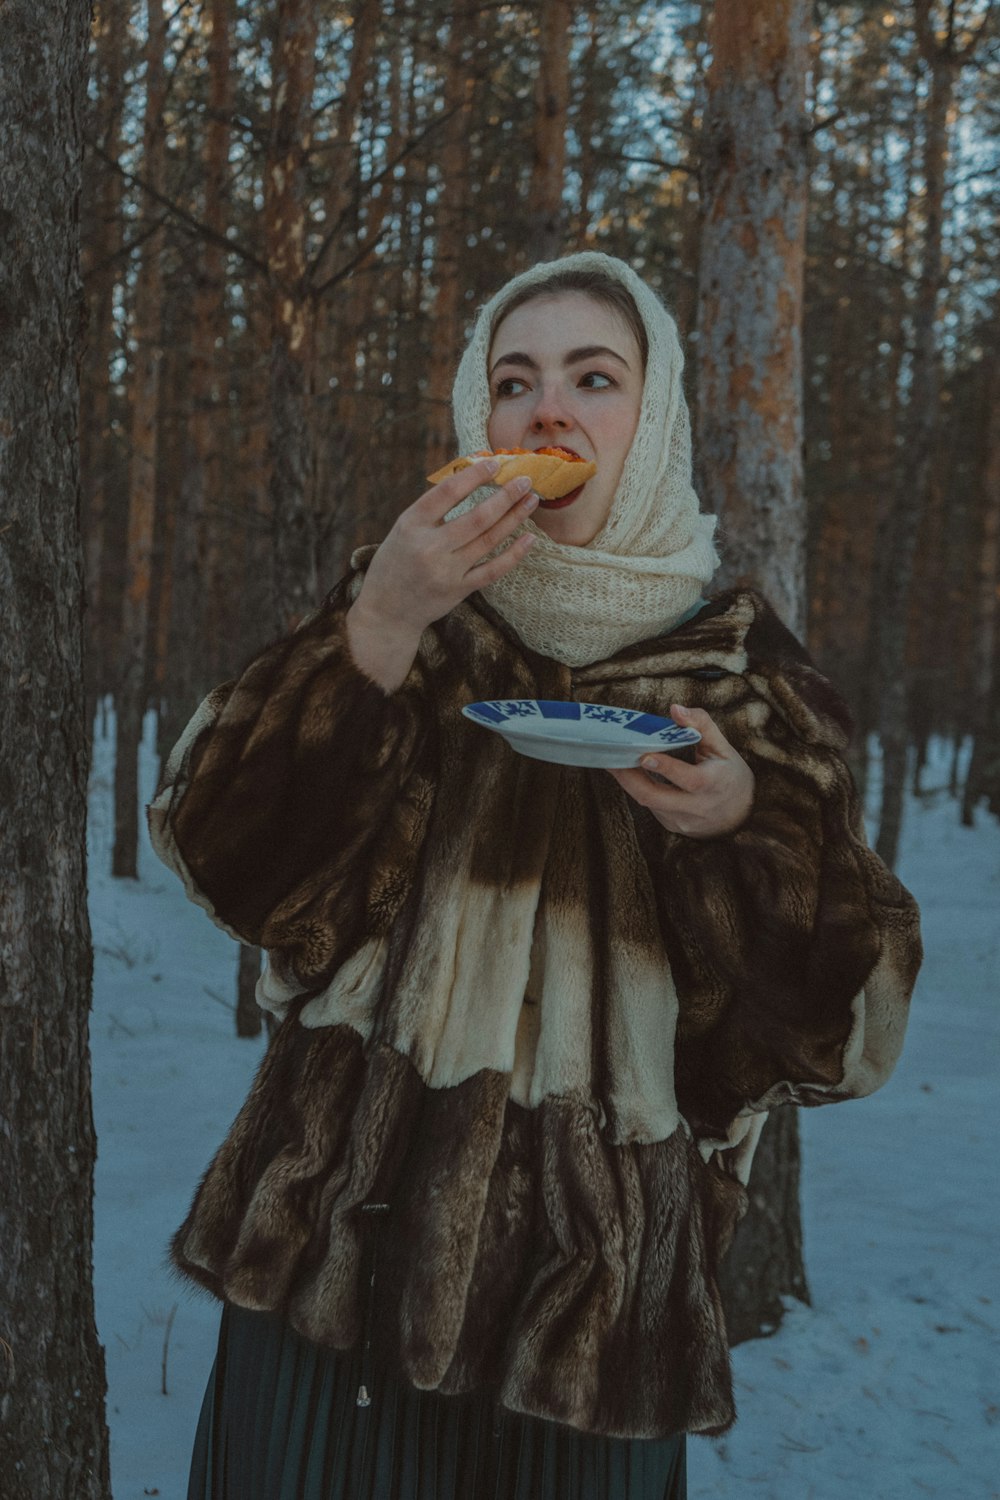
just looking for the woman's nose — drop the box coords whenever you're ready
[530,387,574,431]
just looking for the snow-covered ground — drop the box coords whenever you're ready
[89,714,1000,1499]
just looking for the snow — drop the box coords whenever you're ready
[89,713,1000,1499]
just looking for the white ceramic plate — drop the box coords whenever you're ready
[461,699,701,769]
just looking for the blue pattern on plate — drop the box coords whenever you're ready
[581,704,637,727]
[487,700,541,718]
[461,698,701,766]
[628,712,676,737]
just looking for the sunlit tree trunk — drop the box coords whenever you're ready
[0,1,112,1492]
[696,0,810,635]
[314,0,382,582]
[424,8,477,474]
[158,0,232,761]
[695,0,812,1343]
[265,0,319,631]
[527,0,571,263]
[113,0,166,877]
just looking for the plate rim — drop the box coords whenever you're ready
[461,698,701,746]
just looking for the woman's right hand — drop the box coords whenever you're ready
[346,457,539,691]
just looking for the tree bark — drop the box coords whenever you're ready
[874,0,990,866]
[0,1,112,1494]
[874,8,951,868]
[718,1108,809,1344]
[81,0,127,749]
[695,0,811,636]
[265,0,319,631]
[236,943,264,1038]
[962,322,1000,824]
[527,0,572,264]
[695,0,812,1339]
[424,6,478,475]
[113,0,167,877]
[159,0,233,763]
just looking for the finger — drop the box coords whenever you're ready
[456,491,538,565]
[464,529,537,590]
[445,475,535,552]
[607,766,693,811]
[413,456,504,523]
[670,704,733,759]
[633,750,706,792]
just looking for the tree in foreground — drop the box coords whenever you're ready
[696,0,812,1342]
[0,2,112,1495]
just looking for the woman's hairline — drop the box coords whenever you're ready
[487,276,649,376]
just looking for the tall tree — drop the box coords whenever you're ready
[695,0,812,1342]
[528,0,572,262]
[0,1,112,1495]
[962,308,1000,825]
[265,0,319,630]
[80,0,129,745]
[874,0,990,868]
[424,4,478,475]
[696,0,810,633]
[112,0,167,877]
[158,0,233,760]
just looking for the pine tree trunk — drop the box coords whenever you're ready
[424,8,477,474]
[236,943,264,1038]
[81,0,127,748]
[0,2,112,1493]
[527,0,571,263]
[113,0,167,877]
[265,0,319,631]
[875,4,960,869]
[695,0,812,1339]
[164,0,232,749]
[961,331,1000,824]
[696,0,810,633]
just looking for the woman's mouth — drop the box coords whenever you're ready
[538,483,585,510]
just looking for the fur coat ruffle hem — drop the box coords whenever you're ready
[147,556,922,1443]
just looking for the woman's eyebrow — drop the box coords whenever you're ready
[489,345,632,376]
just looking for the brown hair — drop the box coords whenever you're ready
[490,268,649,374]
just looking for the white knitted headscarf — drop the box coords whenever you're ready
[451,252,719,667]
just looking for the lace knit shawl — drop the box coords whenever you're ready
[449,251,719,666]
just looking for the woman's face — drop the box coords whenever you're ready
[486,291,644,546]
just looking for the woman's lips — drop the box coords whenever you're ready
[536,449,588,509]
[538,483,585,510]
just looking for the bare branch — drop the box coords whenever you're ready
[84,136,269,276]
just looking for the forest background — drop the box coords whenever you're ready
[83,0,1000,886]
[1,0,998,1495]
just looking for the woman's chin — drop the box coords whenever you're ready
[532,494,608,547]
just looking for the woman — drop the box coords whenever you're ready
[148,252,922,1499]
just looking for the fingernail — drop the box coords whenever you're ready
[483,458,501,475]
[512,475,532,493]
[673,705,688,718]
[641,757,658,771]
[524,491,539,510]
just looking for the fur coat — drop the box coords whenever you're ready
[147,556,922,1441]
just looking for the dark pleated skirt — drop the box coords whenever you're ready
[188,1305,687,1500]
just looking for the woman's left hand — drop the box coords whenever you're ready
[607,705,755,838]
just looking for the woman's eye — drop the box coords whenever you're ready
[494,372,615,397]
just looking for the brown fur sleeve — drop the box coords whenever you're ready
[656,595,922,1136]
[146,574,434,984]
